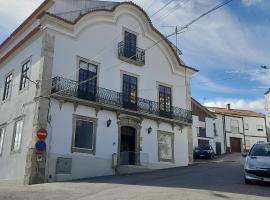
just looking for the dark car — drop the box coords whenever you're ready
[194,144,215,159]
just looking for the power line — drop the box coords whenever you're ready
[150,0,176,17]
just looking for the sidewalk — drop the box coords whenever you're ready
[193,153,243,165]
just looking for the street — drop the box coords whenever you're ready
[0,154,269,200]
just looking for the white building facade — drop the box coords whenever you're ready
[191,98,225,155]
[208,105,268,153]
[0,0,197,184]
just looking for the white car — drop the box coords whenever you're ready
[244,142,270,184]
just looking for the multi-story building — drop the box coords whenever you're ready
[0,0,197,184]
[191,98,225,155]
[208,104,268,153]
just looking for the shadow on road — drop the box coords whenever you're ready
[73,156,270,198]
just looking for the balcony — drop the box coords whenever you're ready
[51,77,192,124]
[118,41,145,66]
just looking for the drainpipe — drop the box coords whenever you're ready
[241,117,246,153]
[222,115,227,153]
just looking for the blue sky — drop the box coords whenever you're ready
[0,0,269,112]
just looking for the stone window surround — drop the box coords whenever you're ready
[2,70,14,103]
[71,114,97,155]
[11,116,25,153]
[19,56,32,93]
[0,123,6,157]
[157,130,175,163]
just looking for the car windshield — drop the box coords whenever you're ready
[196,145,211,150]
[249,144,270,157]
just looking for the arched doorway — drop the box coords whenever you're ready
[120,126,136,165]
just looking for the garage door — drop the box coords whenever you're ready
[198,139,209,145]
[230,137,241,152]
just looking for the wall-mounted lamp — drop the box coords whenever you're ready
[147,127,152,134]
[107,119,112,127]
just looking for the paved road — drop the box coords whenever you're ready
[0,154,269,200]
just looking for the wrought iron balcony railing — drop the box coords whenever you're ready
[118,41,145,66]
[51,77,192,124]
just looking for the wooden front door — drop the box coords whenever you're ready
[230,137,241,152]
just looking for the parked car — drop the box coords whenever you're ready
[194,144,215,159]
[244,142,270,184]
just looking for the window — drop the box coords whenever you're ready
[3,73,13,101]
[256,125,264,131]
[213,123,218,136]
[19,60,31,90]
[158,131,174,162]
[0,126,5,156]
[159,85,172,117]
[78,60,97,101]
[198,127,206,137]
[122,74,138,110]
[72,115,97,154]
[230,120,239,133]
[11,119,24,152]
[245,140,251,149]
[244,123,249,130]
[124,31,137,60]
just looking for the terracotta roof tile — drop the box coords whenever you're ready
[207,107,265,118]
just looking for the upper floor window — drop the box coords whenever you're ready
[0,126,5,156]
[2,73,13,101]
[19,60,31,90]
[159,85,172,118]
[11,118,24,152]
[72,115,97,154]
[78,60,98,101]
[213,123,218,136]
[122,74,138,111]
[124,31,137,60]
[198,127,206,138]
[244,123,249,130]
[256,125,264,132]
[230,119,239,133]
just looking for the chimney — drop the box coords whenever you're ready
[226,104,231,110]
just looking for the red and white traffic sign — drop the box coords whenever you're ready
[36,128,48,141]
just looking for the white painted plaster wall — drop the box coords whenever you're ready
[0,36,42,183]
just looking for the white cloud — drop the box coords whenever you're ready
[192,74,247,94]
[0,0,43,33]
[242,0,262,6]
[148,0,270,69]
[204,98,265,113]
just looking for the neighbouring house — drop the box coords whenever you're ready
[191,98,225,155]
[265,89,270,141]
[0,0,197,185]
[207,104,268,153]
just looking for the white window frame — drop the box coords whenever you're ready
[230,119,239,134]
[11,117,24,153]
[0,125,6,156]
[157,131,174,163]
[72,115,97,154]
[256,124,264,131]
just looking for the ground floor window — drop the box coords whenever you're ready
[0,126,5,156]
[72,115,97,154]
[12,119,24,152]
[158,131,174,162]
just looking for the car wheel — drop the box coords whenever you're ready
[245,177,252,184]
